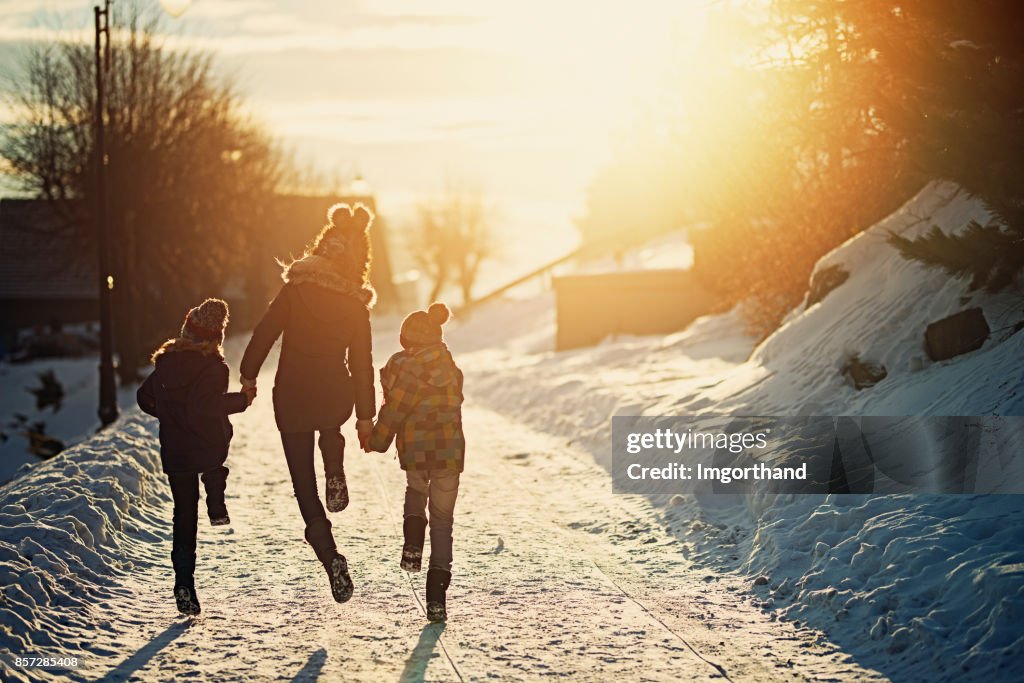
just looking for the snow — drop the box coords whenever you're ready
[0,357,137,484]
[0,413,164,673]
[451,181,1024,681]
[749,181,1024,417]
[1,181,1022,680]
[0,358,881,681]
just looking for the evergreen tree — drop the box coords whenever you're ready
[873,1,1024,288]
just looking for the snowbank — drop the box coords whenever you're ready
[0,412,165,679]
[748,181,1024,417]
[0,356,139,484]
[453,181,1024,681]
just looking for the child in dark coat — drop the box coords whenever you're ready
[366,302,464,622]
[137,298,254,615]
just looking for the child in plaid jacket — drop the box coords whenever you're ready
[366,302,464,621]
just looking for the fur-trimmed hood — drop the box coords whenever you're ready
[151,336,224,362]
[282,254,377,308]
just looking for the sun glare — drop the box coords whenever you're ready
[240,1,719,206]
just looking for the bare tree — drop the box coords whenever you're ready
[412,188,495,306]
[1,5,288,379]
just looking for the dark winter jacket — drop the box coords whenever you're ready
[239,255,376,433]
[368,343,465,472]
[137,343,249,474]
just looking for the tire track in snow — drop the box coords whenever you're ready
[496,430,736,681]
[445,406,727,681]
[490,430,733,681]
[466,405,888,682]
[587,562,733,682]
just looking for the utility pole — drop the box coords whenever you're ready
[94,1,118,427]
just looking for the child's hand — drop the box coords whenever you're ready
[356,418,373,452]
[242,386,257,406]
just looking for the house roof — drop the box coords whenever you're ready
[0,198,96,301]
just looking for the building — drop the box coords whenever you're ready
[552,269,715,350]
[0,199,96,355]
[0,189,402,357]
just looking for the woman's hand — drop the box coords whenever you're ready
[240,376,258,406]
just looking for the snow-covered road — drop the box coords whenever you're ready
[6,182,1022,682]
[13,385,885,682]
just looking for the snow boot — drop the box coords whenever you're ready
[325,472,349,513]
[208,505,230,526]
[305,517,353,603]
[321,431,348,513]
[401,515,428,572]
[174,584,201,616]
[202,468,230,525]
[425,568,451,622]
[325,553,354,604]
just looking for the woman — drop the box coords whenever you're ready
[239,203,376,603]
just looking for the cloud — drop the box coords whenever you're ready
[432,120,499,133]
[216,46,545,101]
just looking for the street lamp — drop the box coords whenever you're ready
[94,1,116,427]
[93,0,190,428]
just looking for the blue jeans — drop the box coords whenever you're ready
[404,469,460,572]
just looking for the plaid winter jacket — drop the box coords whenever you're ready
[368,343,465,472]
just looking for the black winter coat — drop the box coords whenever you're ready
[239,280,375,433]
[137,348,249,474]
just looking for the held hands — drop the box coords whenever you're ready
[240,376,258,406]
[356,419,374,452]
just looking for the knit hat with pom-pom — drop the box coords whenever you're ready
[297,202,375,290]
[400,302,450,348]
[181,298,229,344]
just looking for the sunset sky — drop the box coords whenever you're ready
[0,0,709,282]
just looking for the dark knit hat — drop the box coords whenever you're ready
[181,298,229,344]
[400,302,450,347]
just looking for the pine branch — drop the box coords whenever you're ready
[888,219,1024,291]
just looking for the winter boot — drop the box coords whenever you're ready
[325,471,349,513]
[305,517,353,603]
[321,431,348,513]
[208,505,230,526]
[326,553,354,604]
[425,568,451,622]
[202,467,230,525]
[401,516,428,572]
[174,583,201,616]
